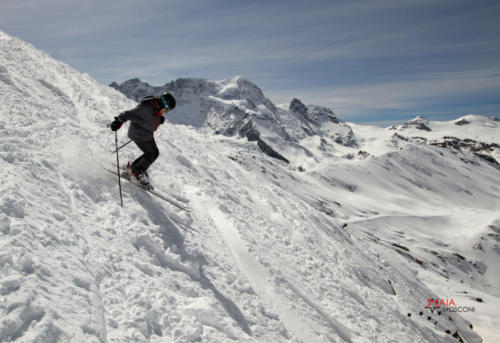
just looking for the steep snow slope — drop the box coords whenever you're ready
[1,29,497,343]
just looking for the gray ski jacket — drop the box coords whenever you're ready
[117,99,162,142]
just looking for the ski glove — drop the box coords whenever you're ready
[159,116,165,125]
[110,117,123,131]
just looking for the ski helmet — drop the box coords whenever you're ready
[160,92,176,110]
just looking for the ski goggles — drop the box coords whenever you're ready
[160,95,173,113]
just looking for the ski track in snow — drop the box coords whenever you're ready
[192,189,353,343]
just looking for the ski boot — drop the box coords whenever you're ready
[135,171,153,190]
[123,162,153,190]
[132,166,153,190]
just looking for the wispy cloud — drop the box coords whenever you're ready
[267,67,500,120]
[1,0,499,122]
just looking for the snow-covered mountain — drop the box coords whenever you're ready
[387,115,500,165]
[2,29,499,343]
[110,77,357,164]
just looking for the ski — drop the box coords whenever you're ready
[102,167,192,212]
[113,164,190,204]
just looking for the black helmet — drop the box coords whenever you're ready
[160,92,176,110]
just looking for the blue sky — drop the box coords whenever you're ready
[1,0,499,123]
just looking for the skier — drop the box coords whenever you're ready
[110,92,176,188]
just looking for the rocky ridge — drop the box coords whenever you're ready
[389,115,500,165]
[110,77,356,163]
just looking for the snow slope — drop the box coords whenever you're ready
[1,29,499,342]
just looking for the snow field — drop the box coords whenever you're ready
[156,126,488,342]
[1,29,498,342]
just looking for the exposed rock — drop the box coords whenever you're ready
[239,119,260,141]
[306,105,340,125]
[257,138,289,163]
[401,116,432,131]
[287,98,357,147]
[454,118,470,126]
[334,127,357,147]
[358,150,370,159]
[289,98,308,117]
[430,136,500,152]
[110,78,160,102]
[391,133,409,147]
[474,153,499,165]
[392,135,500,166]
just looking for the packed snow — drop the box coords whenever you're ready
[1,29,499,342]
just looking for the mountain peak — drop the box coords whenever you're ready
[289,98,308,115]
[410,115,429,122]
[396,115,432,131]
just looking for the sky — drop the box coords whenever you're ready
[1,0,499,123]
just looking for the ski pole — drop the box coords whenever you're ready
[113,139,132,153]
[115,131,123,207]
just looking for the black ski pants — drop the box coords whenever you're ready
[131,139,159,173]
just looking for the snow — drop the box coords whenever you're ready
[1,29,499,342]
[391,115,499,144]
